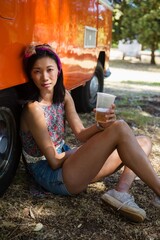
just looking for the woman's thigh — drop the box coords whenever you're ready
[62,121,127,193]
[91,149,123,182]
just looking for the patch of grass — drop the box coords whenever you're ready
[116,108,157,128]
[121,81,160,87]
[115,96,142,108]
[109,59,160,71]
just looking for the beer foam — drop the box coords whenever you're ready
[96,108,108,112]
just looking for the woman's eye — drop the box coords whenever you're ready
[48,68,54,72]
[33,70,40,74]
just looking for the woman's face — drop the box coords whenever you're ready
[31,56,59,92]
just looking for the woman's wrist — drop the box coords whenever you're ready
[96,122,105,131]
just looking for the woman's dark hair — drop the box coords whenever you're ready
[23,44,65,104]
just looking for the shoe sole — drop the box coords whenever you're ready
[101,193,146,223]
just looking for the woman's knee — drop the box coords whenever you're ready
[113,119,129,128]
[107,119,130,136]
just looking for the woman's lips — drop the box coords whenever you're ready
[41,83,51,88]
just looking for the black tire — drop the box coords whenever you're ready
[71,62,104,113]
[0,88,21,196]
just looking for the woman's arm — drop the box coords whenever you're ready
[21,102,74,169]
[64,91,116,143]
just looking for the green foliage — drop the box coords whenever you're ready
[112,0,160,64]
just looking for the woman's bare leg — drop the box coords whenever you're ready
[92,135,152,189]
[97,135,152,193]
[62,120,160,195]
[116,136,152,192]
[91,135,152,193]
[99,135,152,222]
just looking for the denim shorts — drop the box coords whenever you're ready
[27,143,72,196]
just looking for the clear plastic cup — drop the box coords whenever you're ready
[95,92,116,123]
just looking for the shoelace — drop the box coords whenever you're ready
[117,197,137,211]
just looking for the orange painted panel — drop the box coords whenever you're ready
[0,0,112,91]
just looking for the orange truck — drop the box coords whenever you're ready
[0,0,113,195]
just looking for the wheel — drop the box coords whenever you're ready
[71,62,104,112]
[0,107,21,196]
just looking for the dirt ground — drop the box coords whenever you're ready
[0,55,160,240]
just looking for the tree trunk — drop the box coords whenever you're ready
[150,46,156,65]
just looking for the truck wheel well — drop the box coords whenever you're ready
[98,51,105,69]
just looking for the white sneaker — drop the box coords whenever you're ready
[152,195,160,208]
[101,189,146,222]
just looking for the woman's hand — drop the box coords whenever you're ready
[95,104,116,129]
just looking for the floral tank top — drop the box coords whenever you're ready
[20,102,65,157]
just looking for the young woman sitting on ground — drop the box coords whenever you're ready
[20,43,160,223]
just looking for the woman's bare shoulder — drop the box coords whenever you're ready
[64,90,73,103]
[22,101,43,120]
[65,89,70,97]
[24,101,42,113]
[21,101,44,131]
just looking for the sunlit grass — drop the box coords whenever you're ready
[121,81,160,86]
[115,96,142,107]
[116,108,159,128]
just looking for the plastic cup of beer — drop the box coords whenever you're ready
[95,92,116,123]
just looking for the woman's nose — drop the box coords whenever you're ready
[42,71,49,81]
